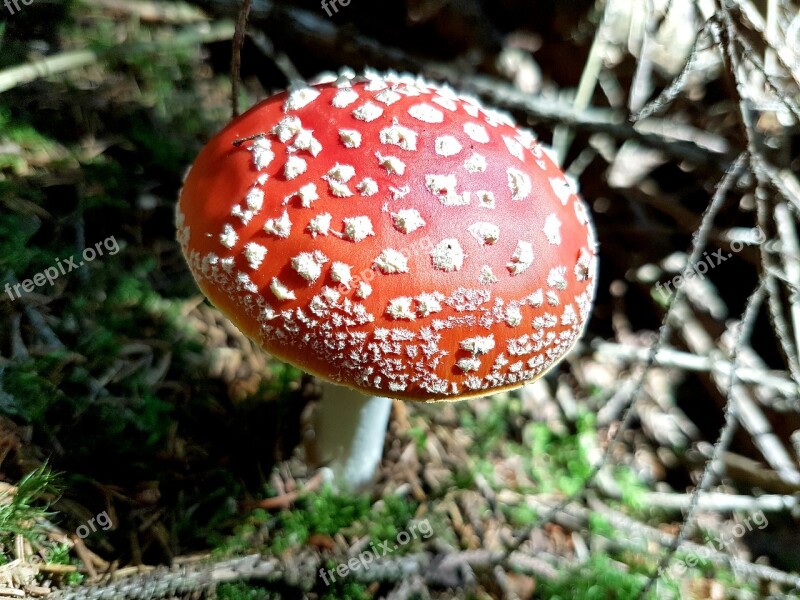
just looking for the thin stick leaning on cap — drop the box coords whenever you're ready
[176,70,598,491]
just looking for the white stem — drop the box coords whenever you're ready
[313,382,392,492]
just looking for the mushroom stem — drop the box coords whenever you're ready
[314,382,392,492]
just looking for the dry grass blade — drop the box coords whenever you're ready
[638,280,767,597]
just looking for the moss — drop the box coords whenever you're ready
[269,487,371,554]
[524,412,595,495]
[319,581,371,600]
[588,513,615,538]
[408,425,427,451]
[367,494,420,545]
[217,582,280,600]
[0,466,60,563]
[452,466,476,489]
[538,554,659,600]
[44,544,85,586]
[505,503,538,527]
[0,106,58,152]
[458,394,522,454]
[0,184,57,275]
[614,467,649,512]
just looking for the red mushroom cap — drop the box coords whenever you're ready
[176,72,598,401]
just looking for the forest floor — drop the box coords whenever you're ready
[1,0,800,598]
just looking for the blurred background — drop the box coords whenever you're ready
[1,0,800,598]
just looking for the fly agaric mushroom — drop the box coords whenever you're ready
[176,71,597,491]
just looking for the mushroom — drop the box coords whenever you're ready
[176,71,598,491]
